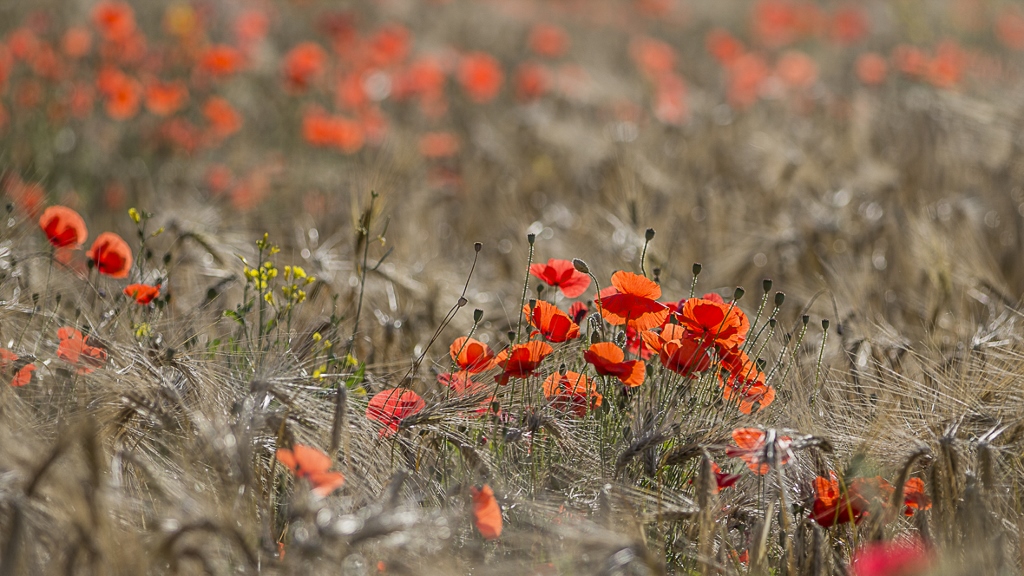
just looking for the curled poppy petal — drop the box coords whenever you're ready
[87,232,132,278]
[584,342,645,387]
[39,206,88,249]
[276,444,345,496]
[596,271,669,331]
[526,301,580,343]
[470,484,502,539]
[366,388,425,436]
[494,341,553,384]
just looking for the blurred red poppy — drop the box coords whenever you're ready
[706,29,744,67]
[725,427,792,475]
[677,296,749,353]
[199,44,244,77]
[92,1,136,43]
[528,24,569,58]
[0,348,35,387]
[850,537,932,576]
[997,8,1024,51]
[830,6,869,45]
[471,484,502,539]
[526,301,580,343]
[458,52,503,103]
[711,462,740,493]
[584,342,644,387]
[57,326,108,374]
[203,96,242,139]
[87,232,132,278]
[145,80,188,116]
[529,258,591,299]
[494,341,553,384]
[542,370,602,417]
[283,42,327,92]
[515,62,550,102]
[366,388,425,436]
[596,271,669,331]
[856,53,888,85]
[419,132,460,159]
[276,444,345,497]
[660,336,712,377]
[776,50,817,88]
[368,24,410,68]
[124,283,160,304]
[630,36,675,79]
[39,206,87,249]
[450,336,496,373]
[98,69,141,120]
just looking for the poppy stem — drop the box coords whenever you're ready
[809,319,829,407]
[514,234,536,344]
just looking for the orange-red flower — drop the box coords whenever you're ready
[811,472,869,527]
[711,462,740,493]
[145,80,188,116]
[61,27,93,59]
[450,336,496,373]
[856,53,888,86]
[526,301,580,343]
[494,341,553,384]
[706,29,744,67]
[900,477,932,516]
[418,132,460,159]
[301,108,365,153]
[124,283,160,304]
[542,370,602,417]
[528,24,569,58]
[530,258,591,298]
[725,427,792,475]
[596,271,669,331]
[721,350,775,413]
[776,50,817,88]
[199,45,244,77]
[515,62,550,102]
[584,342,645,387]
[366,388,425,436]
[850,537,932,576]
[276,444,345,497]
[368,24,410,68]
[97,69,141,120]
[39,206,87,249]
[283,42,327,92]
[630,36,675,79]
[458,52,503,103]
[92,1,136,42]
[56,327,108,374]
[659,336,712,377]
[203,96,242,139]
[87,232,132,278]
[0,348,35,387]
[470,484,502,539]
[677,296,749,352]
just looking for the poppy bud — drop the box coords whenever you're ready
[572,258,589,274]
[536,284,544,295]
[822,319,830,330]
[527,233,535,245]
[474,242,482,252]
[733,287,745,301]
[457,297,468,307]
[644,228,655,241]
[473,309,483,323]
[802,314,810,325]
[507,330,516,343]
[528,298,536,310]
[692,262,702,276]
[774,292,785,307]
[769,317,777,328]
[763,278,772,293]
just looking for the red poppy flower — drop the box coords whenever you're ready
[639,323,688,354]
[61,27,93,59]
[493,341,553,384]
[677,296,749,352]
[856,53,888,85]
[529,258,591,299]
[39,206,87,249]
[283,42,327,92]
[366,388,425,436]
[776,50,817,88]
[711,462,741,493]
[87,232,132,278]
[301,108,365,153]
[418,132,460,159]
[124,283,160,304]
[726,52,769,109]
[276,444,345,497]
[542,371,602,417]
[659,336,712,377]
[0,348,35,387]
[526,301,580,343]
[901,477,932,516]
[569,301,589,324]
[725,427,793,475]
[450,336,496,373]
[528,24,569,58]
[997,8,1024,51]
[706,29,744,66]
[584,342,645,387]
[830,6,869,45]
[850,537,932,576]
[98,69,141,120]
[92,1,136,42]
[458,52,503,103]
[235,10,270,47]
[520,63,553,103]
[145,80,188,116]
[199,45,244,77]
[721,351,775,413]
[203,97,242,139]
[470,484,502,539]
[811,472,869,527]
[596,272,669,331]
[653,72,688,126]
[56,326,108,374]
[630,36,675,79]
